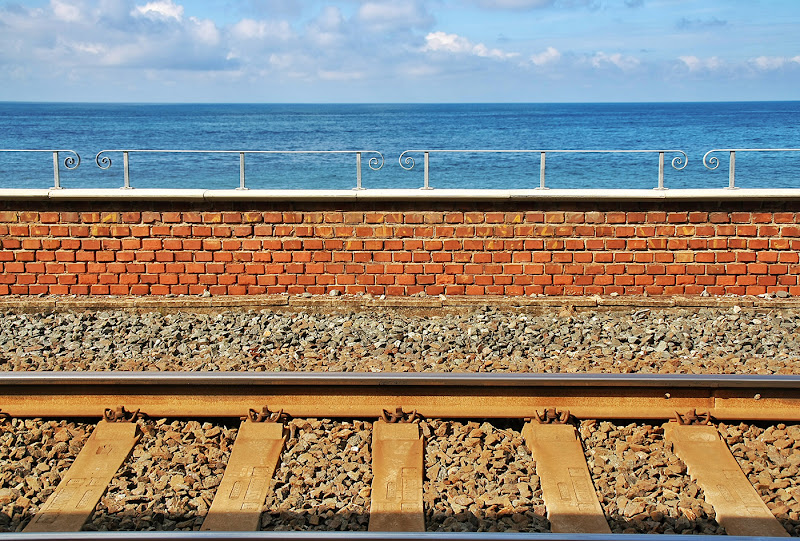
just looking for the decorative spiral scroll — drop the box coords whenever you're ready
[399,150,417,171]
[702,150,722,170]
[62,151,81,170]
[367,151,384,171]
[671,151,688,170]
[95,151,113,170]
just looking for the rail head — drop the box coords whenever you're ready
[4,371,800,388]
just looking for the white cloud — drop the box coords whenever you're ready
[475,0,553,7]
[356,1,433,32]
[751,55,800,71]
[318,69,365,81]
[189,17,220,46]
[312,6,344,32]
[530,46,561,66]
[268,53,295,70]
[306,6,346,48]
[398,63,441,78]
[470,0,597,9]
[3,0,800,102]
[678,55,722,73]
[51,0,82,22]
[230,18,293,41]
[424,31,519,60]
[591,51,640,70]
[132,0,183,21]
[64,40,108,56]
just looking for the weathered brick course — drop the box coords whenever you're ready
[1,200,798,296]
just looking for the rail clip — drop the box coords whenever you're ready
[673,409,712,425]
[103,405,143,422]
[532,408,573,424]
[245,406,287,423]
[380,406,419,423]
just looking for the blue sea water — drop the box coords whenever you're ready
[0,102,798,191]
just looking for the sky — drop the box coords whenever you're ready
[0,0,799,102]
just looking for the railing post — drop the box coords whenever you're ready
[728,151,737,189]
[539,151,547,189]
[355,152,363,190]
[656,151,665,190]
[52,151,62,189]
[237,152,247,190]
[122,151,131,189]
[421,151,432,190]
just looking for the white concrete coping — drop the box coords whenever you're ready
[3,187,800,202]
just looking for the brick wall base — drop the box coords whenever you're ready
[1,200,798,296]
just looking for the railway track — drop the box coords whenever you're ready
[1,372,800,539]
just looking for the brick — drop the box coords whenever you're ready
[3,204,800,298]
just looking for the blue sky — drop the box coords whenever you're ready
[1,0,798,102]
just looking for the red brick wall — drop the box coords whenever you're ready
[1,200,798,296]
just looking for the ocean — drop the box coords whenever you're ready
[0,102,798,191]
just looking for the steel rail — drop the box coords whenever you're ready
[4,371,800,387]
[398,149,687,190]
[2,372,799,421]
[94,149,384,190]
[0,533,790,541]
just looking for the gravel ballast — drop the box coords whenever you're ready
[86,419,237,531]
[3,303,800,534]
[261,419,372,531]
[3,417,799,534]
[721,422,800,536]
[1,306,799,374]
[581,421,722,535]
[0,419,92,532]
[423,419,548,533]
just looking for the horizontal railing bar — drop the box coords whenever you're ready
[0,149,81,189]
[703,148,800,189]
[0,149,80,153]
[95,149,384,155]
[400,149,686,154]
[704,147,800,169]
[399,149,687,190]
[704,148,800,153]
[0,149,81,165]
[94,149,384,190]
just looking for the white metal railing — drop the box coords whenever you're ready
[703,148,800,189]
[4,147,800,192]
[94,149,385,190]
[0,149,80,189]
[398,149,687,190]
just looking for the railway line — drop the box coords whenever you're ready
[1,372,800,539]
